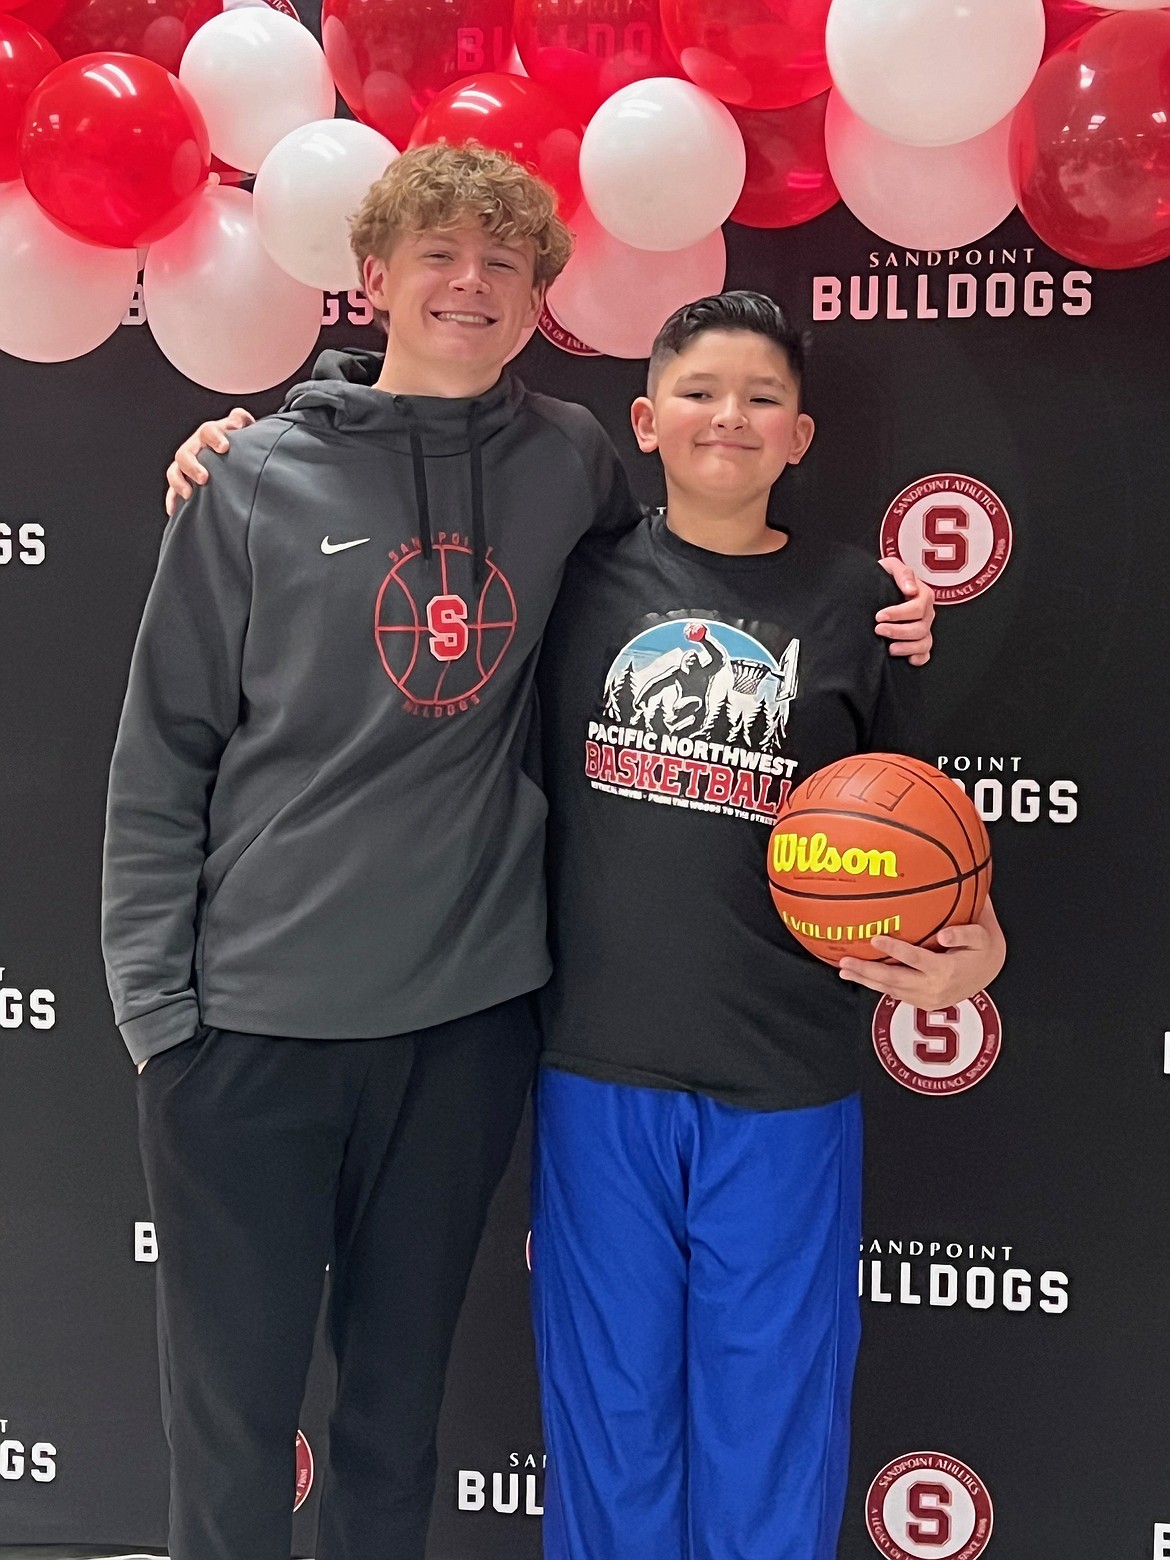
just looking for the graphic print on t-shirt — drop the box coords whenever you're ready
[587,615,800,825]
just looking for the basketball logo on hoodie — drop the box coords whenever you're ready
[375,535,517,716]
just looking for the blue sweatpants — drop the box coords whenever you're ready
[531,1068,862,1560]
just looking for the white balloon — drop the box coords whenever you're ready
[255,119,399,291]
[826,0,1045,147]
[179,8,336,174]
[144,186,323,392]
[824,92,1016,250]
[547,203,726,358]
[0,185,137,363]
[580,78,745,251]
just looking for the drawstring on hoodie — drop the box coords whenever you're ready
[407,423,433,564]
[403,401,488,588]
[468,407,486,588]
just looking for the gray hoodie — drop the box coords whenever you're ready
[101,365,638,1064]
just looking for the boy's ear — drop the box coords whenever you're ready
[631,396,659,453]
[787,411,816,465]
[363,253,390,311]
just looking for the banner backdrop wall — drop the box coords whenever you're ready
[3,159,1170,1560]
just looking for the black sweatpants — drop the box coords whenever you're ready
[137,996,540,1560]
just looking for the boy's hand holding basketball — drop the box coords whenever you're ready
[837,900,1006,1008]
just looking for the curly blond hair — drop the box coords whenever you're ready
[349,142,574,330]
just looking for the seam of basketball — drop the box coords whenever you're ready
[769,858,990,904]
[862,753,988,864]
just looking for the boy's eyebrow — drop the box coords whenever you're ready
[674,370,793,390]
[410,227,529,254]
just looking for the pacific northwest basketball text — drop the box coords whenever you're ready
[585,725,797,825]
[771,833,898,878]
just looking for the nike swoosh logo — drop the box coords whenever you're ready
[321,536,371,555]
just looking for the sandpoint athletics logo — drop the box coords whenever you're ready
[294,1430,313,1511]
[873,993,1001,1096]
[867,1452,993,1560]
[538,300,601,356]
[880,475,1012,604]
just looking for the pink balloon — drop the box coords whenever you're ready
[546,201,726,358]
[0,180,136,359]
[824,90,1015,249]
[143,184,322,391]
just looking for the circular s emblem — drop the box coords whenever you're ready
[872,993,1001,1096]
[867,1452,993,1560]
[294,1430,314,1511]
[880,475,1012,604]
[375,540,517,711]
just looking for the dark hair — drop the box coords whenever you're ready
[647,290,807,399]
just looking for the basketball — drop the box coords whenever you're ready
[766,753,992,966]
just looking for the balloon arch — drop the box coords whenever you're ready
[1,0,1169,385]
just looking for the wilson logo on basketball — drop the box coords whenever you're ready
[866,1452,993,1560]
[771,833,898,878]
[374,536,517,717]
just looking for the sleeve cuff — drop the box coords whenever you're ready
[119,998,200,1067]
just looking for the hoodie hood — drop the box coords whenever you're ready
[280,349,525,584]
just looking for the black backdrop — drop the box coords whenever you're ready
[3,121,1170,1560]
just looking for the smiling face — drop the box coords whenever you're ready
[363,219,543,394]
[633,328,815,510]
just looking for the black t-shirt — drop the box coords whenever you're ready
[537,512,925,1112]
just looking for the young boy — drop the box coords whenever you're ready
[148,155,936,1560]
[532,291,1004,1560]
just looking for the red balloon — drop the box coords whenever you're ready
[45,0,219,73]
[6,0,67,28]
[409,72,582,218]
[20,51,209,247]
[513,0,683,127]
[1011,12,1170,270]
[729,93,837,229]
[0,13,58,180]
[659,0,831,111]
[322,0,514,152]
[1041,0,1108,60]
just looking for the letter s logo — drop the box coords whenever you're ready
[922,505,969,573]
[426,594,469,662]
[914,1007,960,1066]
[907,1480,952,1546]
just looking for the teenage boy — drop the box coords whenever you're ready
[103,144,643,1560]
[146,153,935,1560]
[532,292,1005,1560]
